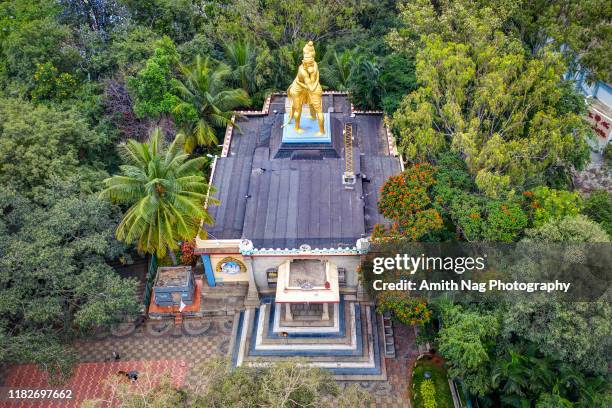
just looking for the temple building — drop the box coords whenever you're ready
[192,42,401,380]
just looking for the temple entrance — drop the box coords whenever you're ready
[290,303,325,320]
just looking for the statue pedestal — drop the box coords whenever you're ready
[282,112,331,144]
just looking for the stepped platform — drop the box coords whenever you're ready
[229,298,386,380]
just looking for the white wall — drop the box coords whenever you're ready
[251,255,362,290]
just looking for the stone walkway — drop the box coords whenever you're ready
[3,315,416,407]
[74,317,234,386]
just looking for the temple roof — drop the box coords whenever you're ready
[206,94,400,249]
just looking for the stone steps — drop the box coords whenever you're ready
[200,280,248,298]
[230,299,386,380]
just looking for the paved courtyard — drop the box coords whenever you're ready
[2,316,418,407]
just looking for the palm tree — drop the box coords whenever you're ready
[492,349,530,399]
[99,128,218,261]
[223,40,257,95]
[320,50,353,90]
[172,55,250,153]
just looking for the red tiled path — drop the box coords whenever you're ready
[0,360,186,408]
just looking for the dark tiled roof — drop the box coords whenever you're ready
[207,95,400,249]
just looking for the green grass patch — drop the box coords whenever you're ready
[411,359,454,408]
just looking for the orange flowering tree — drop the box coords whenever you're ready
[374,163,443,240]
[376,291,431,326]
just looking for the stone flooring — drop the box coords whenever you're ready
[2,315,417,407]
[74,317,234,386]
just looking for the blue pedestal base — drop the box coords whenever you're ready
[282,112,331,144]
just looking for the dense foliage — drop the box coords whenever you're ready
[389,0,593,198]
[0,185,139,379]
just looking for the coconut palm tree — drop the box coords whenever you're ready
[100,128,218,261]
[172,55,250,153]
[348,54,382,109]
[320,50,353,90]
[223,40,257,95]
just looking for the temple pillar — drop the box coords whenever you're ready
[321,302,330,321]
[242,255,260,307]
[285,304,293,321]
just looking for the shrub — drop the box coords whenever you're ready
[524,186,582,227]
[180,240,198,266]
[582,190,612,237]
[376,291,431,326]
[420,379,437,408]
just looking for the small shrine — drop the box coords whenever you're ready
[152,266,195,307]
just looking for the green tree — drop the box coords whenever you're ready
[506,0,612,83]
[0,185,139,379]
[0,98,107,202]
[582,190,612,237]
[109,26,159,76]
[509,216,611,375]
[436,302,500,396]
[502,299,611,377]
[379,53,417,114]
[100,129,217,260]
[121,0,204,43]
[389,0,611,83]
[430,156,528,242]
[347,53,383,110]
[30,62,78,101]
[0,2,79,92]
[389,3,591,198]
[228,0,364,47]
[223,40,257,96]
[524,186,583,227]
[172,56,250,152]
[127,36,179,120]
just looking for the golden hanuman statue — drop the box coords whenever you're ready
[283,41,325,135]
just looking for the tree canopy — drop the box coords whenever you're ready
[390,28,591,197]
[0,185,139,378]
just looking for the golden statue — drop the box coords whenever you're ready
[283,41,325,135]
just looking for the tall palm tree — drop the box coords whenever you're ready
[99,128,218,261]
[172,55,250,153]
